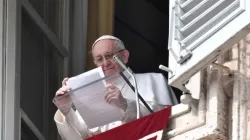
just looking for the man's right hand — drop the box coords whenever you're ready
[54,78,72,115]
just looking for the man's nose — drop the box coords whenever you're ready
[102,57,111,67]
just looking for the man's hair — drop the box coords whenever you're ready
[92,35,125,50]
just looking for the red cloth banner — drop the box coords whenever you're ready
[87,107,171,140]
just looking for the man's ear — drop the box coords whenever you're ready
[122,49,130,64]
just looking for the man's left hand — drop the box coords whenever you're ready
[104,85,127,111]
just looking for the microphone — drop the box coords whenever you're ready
[113,55,140,119]
[113,55,154,119]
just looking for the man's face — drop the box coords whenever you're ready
[92,39,129,76]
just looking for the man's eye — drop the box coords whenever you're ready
[105,53,114,59]
[95,57,102,62]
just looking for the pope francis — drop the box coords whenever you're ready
[54,35,178,140]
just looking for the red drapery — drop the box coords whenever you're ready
[87,107,171,140]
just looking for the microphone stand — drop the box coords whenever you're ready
[119,72,154,113]
[113,55,154,119]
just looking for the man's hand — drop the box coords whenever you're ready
[104,85,127,111]
[54,78,72,115]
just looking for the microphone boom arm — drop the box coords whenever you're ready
[113,55,154,119]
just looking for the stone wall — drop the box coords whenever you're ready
[164,34,250,140]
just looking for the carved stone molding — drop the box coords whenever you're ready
[163,68,230,140]
[229,35,250,140]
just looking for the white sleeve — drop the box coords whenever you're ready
[54,108,93,140]
[121,99,151,123]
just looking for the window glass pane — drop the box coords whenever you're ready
[28,0,45,19]
[27,0,64,40]
[21,119,39,140]
[46,0,64,40]
[47,45,64,140]
[21,8,65,140]
[21,9,45,134]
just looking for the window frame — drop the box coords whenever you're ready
[0,0,22,139]
[0,0,73,139]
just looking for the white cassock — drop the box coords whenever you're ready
[54,72,178,140]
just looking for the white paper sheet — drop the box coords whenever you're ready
[66,67,124,128]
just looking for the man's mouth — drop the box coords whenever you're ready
[104,67,115,72]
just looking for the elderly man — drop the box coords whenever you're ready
[54,35,178,140]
